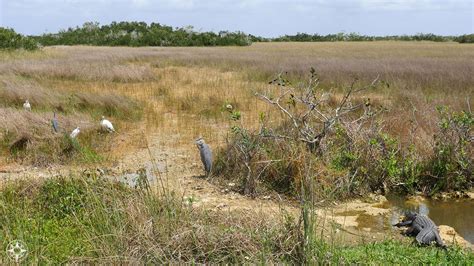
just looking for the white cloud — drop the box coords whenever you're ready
[356,0,472,11]
[2,0,472,35]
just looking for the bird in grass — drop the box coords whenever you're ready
[23,100,31,111]
[51,112,59,133]
[70,127,80,139]
[100,116,115,133]
[195,137,212,177]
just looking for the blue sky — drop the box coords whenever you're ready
[0,0,472,36]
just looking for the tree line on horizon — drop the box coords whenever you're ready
[1,21,473,50]
[269,32,474,43]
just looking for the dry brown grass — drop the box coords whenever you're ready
[0,42,472,166]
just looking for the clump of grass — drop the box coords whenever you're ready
[0,110,108,166]
[71,91,142,120]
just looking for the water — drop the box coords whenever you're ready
[384,195,474,244]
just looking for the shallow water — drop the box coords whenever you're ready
[384,195,474,244]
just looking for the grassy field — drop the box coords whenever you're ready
[0,42,473,262]
[1,42,472,162]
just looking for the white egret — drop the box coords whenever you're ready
[70,127,80,138]
[100,116,115,133]
[23,100,31,111]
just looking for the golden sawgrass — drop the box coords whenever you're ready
[0,42,472,165]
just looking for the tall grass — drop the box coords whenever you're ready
[0,175,472,263]
[0,42,472,179]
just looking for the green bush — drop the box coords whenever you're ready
[424,107,473,193]
[34,21,251,47]
[0,27,38,50]
[455,34,474,43]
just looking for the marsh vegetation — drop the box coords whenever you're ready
[0,42,472,263]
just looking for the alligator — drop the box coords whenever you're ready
[394,212,446,248]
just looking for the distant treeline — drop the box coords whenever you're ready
[32,21,252,47]
[1,22,473,51]
[265,32,474,43]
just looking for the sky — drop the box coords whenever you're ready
[0,0,472,37]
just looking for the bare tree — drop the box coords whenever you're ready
[256,68,380,153]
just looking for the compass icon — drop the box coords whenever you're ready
[6,240,28,262]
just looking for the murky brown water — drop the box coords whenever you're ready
[381,195,474,244]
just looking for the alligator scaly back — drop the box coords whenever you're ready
[394,212,446,248]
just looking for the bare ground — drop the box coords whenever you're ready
[0,126,406,247]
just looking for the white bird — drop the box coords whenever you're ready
[70,127,80,138]
[23,100,31,111]
[100,116,115,133]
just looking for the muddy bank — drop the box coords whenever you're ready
[312,194,473,250]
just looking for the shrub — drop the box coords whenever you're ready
[215,71,473,199]
[423,107,473,193]
[455,34,474,43]
[0,27,38,50]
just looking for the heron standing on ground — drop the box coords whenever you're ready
[70,127,80,139]
[23,100,31,111]
[51,112,59,133]
[195,137,212,176]
[100,116,115,133]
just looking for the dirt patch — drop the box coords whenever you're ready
[439,225,473,250]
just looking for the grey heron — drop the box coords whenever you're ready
[195,137,212,176]
[51,112,59,133]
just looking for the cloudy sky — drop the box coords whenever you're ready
[0,0,472,36]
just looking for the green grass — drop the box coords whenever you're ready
[0,176,471,264]
[338,240,473,264]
